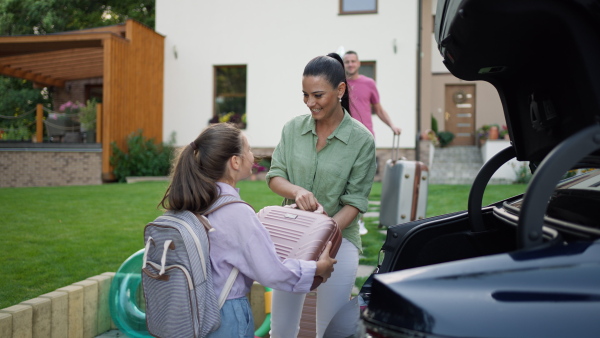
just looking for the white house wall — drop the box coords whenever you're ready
[156,0,418,149]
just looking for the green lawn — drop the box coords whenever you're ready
[0,180,527,309]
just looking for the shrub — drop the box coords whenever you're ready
[431,116,439,134]
[254,157,271,173]
[499,125,509,139]
[512,162,533,184]
[427,117,452,147]
[110,130,176,182]
[79,99,97,132]
[437,131,455,147]
[1,122,31,141]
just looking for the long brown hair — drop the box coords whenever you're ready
[159,123,243,214]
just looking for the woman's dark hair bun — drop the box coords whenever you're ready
[327,53,344,67]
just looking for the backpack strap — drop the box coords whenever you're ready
[219,265,239,308]
[196,194,253,232]
[210,194,253,212]
[201,194,252,308]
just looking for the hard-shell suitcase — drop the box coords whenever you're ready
[379,135,429,227]
[256,204,342,290]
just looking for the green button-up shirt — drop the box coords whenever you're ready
[266,110,377,252]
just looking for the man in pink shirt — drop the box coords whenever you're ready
[344,51,401,235]
[344,51,402,136]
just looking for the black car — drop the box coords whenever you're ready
[359,0,600,337]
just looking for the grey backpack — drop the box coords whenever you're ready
[142,195,245,337]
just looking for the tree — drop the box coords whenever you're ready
[0,0,155,35]
[0,77,49,114]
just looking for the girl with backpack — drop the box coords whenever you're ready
[157,123,337,337]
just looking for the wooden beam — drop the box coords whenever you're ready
[0,54,103,72]
[0,66,64,87]
[0,32,117,44]
[53,70,104,80]
[25,60,103,75]
[0,32,127,58]
[0,48,101,64]
[6,54,103,69]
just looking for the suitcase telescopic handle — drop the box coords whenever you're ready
[286,203,327,216]
[391,133,401,163]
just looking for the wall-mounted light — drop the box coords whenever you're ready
[173,45,178,59]
[392,39,397,54]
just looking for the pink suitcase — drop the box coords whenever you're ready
[257,204,342,290]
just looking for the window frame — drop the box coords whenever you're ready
[359,61,377,81]
[339,0,378,15]
[212,64,247,128]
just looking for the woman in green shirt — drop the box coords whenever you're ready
[266,53,377,337]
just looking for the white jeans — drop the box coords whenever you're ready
[270,239,359,338]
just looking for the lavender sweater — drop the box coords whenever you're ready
[207,182,317,299]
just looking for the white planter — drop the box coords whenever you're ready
[481,140,528,183]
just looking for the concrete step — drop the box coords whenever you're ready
[429,146,484,184]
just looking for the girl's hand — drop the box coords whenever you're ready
[316,241,337,282]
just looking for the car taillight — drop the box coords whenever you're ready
[358,319,398,338]
[359,318,416,338]
[365,328,391,338]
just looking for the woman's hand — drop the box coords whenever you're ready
[316,241,337,282]
[294,187,319,211]
[268,177,319,211]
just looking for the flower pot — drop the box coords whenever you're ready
[64,132,82,143]
[488,126,499,140]
[85,131,96,143]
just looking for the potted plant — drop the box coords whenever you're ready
[437,131,455,147]
[499,125,509,140]
[79,99,97,143]
[488,125,499,139]
[46,101,83,142]
[59,100,84,115]
[218,111,247,129]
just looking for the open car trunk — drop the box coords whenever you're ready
[359,0,600,336]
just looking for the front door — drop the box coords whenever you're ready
[444,84,476,146]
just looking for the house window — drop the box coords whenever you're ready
[213,65,247,128]
[359,61,376,81]
[85,84,103,103]
[340,0,377,14]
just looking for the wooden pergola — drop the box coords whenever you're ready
[0,20,165,181]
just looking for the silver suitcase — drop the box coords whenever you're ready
[379,135,429,227]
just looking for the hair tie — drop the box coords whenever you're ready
[190,141,198,150]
